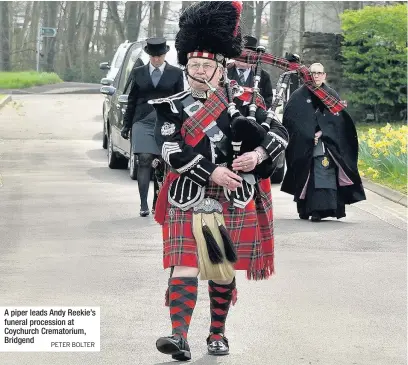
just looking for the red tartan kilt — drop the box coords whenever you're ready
[162,179,274,279]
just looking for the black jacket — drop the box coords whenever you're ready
[150,88,289,210]
[123,62,184,129]
[227,66,273,109]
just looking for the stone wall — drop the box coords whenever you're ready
[301,32,344,93]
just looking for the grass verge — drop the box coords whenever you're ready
[0,72,62,89]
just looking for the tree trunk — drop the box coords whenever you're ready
[27,1,41,69]
[242,1,255,36]
[125,1,143,42]
[299,1,305,52]
[104,10,116,58]
[152,1,161,37]
[157,1,170,37]
[268,1,287,81]
[254,1,263,41]
[42,1,58,72]
[65,1,78,78]
[108,1,125,42]
[94,1,103,52]
[81,1,94,81]
[147,3,153,37]
[54,1,68,73]
[269,1,287,56]
[0,1,11,71]
[18,1,32,55]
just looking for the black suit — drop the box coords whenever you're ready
[227,66,273,109]
[123,61,184,214]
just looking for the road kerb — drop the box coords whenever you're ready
[0,95,12,110]
[362,177,407,207]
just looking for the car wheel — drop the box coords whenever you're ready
[102,122,108,149]
[129,144,138,180]
[108,131,128,169]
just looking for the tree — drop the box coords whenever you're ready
[0,1,11,71]
[299,1,305,51]
[125,1,144,41]
[268,1,287,81]
[107,1,125,42]
[42,1,59,72]
[269,1,287,57]
[341,4,407,121]
[241,1,255,35]
[254,1,264,41]
[81,1,94,81]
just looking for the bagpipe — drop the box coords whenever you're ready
[236,49,345,114]
[261,69,298,130]
[206,47,346,211]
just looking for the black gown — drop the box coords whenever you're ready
[281,84,366,219]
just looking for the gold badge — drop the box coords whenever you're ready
[322,156,329,167]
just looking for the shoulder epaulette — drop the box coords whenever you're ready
[148,90,191,113]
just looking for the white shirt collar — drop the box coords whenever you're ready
[149,62,166,75]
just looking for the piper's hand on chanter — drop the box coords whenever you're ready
[210,166,242,191]
[232,152,258,172]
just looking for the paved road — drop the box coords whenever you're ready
[0,95,406,365]
[0,82,100,95]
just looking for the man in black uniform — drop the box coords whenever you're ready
[121,37,184,217]
[227,35,273,108]
[149,1,289,361]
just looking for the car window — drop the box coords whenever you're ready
[113,47,127,68]
[117,43,143,93]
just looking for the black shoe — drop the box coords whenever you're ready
[139,210,150,217]
[311,212,321,222]
[156,335,191,361]
[151,208,155,214]
[207,333,229,356]
[299,213,309,220]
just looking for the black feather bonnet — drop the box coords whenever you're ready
[175,1,244,66]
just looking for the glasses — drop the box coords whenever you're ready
[311,71,325,76]
[187,62,216,72]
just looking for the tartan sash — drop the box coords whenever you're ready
[237,50,345,114]
[181,88,229,146]
[181,85,266,146]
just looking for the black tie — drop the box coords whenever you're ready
[238,69,246,85]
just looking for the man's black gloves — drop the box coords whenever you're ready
[121,126,130,139]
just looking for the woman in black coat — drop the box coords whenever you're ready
[121,37,184,217]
